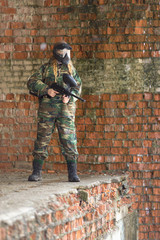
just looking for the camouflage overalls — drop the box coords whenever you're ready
[27,59,82,165]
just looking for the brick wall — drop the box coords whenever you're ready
[0,92,159,239]
[0,0,160,94]
[0,0,160,240]
[1,0,160,62]
[0,174,137,240]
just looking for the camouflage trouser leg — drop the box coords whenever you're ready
[33,116,78,164]
[56,116,78,163]
[33,118,56,164]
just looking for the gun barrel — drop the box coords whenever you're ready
[69,92,86,102]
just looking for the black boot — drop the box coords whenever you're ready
[67,162,80,182]
[28,160,43,181]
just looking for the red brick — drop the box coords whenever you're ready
[124,124,142,131]
[0,162,13,169]
[30,52,45,59]
[98,0,105,4]
[129,94,143,101]
[147,117,158,124]
[85,117,93,125]
[153,171,160,178]
[143,140,152,147]
[95,52,113,59]
[115,117,128,124]
[77,131,85,139]
[128,132,146,139]
[124,140,133,147]
[135,19,147,27]
[17,102,31,109]
[111,94,128,101]
[11,22,24,29]
[151,180,160,187]
[138,102,148,108]
[114,140,123,147]
[84,147,109,155]
[135,109,142,116]
[44,0,52,6]
[143,109,152,116]
[143,156,153,163]
[6,93,14,100]
[154,94,160,101]
[134,27,144,34]
[2,7,16,14]
[98,117,115,125]
[96,109,105,116]
[118,43,133,51]
[85,125,95,131]
[111,147,128,155]
[101,93,110,101]
[0,102,15,108]
[123,109,134,116]
[153,188,160,195]
[98,44,117,51]
[130,117,147,124]
[85,95,99,101]
[5,29,13,36]
[117,102,125,108]
[150,101,160,108]
[144,93,153,100]
[149,232,160,240]
[0,117,15,124]
[129,35,146,43]
[33,36,46,43]
[148,132,160,139]
[91,164,107,172]
[109,163,127,170]
[154,109,160,115]
[104,132,115,139]
[0,52,10,59]
[116,132,127,139]
[13,52,28,59]
[83,139,99,147]
[129,148,148,155]
[52,0,60,6]
[110,36,125,43]
[154,217,160,224]
[114,51,132,58]
[1,36,12,43]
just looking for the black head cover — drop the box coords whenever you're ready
[54,42,72,50]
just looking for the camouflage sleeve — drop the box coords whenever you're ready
[27,65,49,97]
[70,68,82,102]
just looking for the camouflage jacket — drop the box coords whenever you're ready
[27,59,82,119]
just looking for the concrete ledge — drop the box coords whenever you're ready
[0,172,137,240]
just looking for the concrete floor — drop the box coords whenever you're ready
[0,171,123,224]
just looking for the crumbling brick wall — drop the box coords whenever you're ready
[0,174,137,240]
[0,0,160,239]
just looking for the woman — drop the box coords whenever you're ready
[27,41,82,182]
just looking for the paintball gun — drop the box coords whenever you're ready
[49,74,86,102]
[29,74,86,102]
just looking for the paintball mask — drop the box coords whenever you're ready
[53,42,72,65]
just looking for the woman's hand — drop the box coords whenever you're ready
[62,95,70,104]
[47,89,59,97]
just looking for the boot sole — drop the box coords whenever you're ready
[28,176,42,181]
